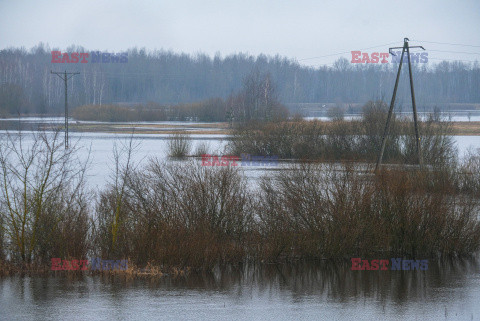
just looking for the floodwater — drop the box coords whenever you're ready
[73,132,480,189]
[1,117,480,320]
[1,260,479,320]
[306,109,480,122]
[0,130,477,190]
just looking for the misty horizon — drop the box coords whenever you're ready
[1,0,479,68]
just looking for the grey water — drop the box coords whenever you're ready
[1,118,480,320]
[1,130,478,190]
[1,260,480,320]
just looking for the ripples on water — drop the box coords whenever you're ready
[1,259,479,320]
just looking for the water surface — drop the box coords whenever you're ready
[1,260,479,320]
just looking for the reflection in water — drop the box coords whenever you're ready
[1,259,479,320]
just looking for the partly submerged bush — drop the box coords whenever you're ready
[168,132,192,158]
[94,160,253,269]
[0,130,91,265]
[256,163,480,260]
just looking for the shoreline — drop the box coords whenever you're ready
[28,120,480,136]
[3,256,475,277]
[1,116,479,135]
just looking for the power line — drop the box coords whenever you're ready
[427,57,479,64]
[298,41,401,61]
[298,39,480,65]
[411,40,480,48]
[427,49,480,55]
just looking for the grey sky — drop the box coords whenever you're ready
[0,0,479,66]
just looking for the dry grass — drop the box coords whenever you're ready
[451,121,480,135]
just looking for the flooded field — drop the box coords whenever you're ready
[1,117,479,320]
[0,130,478,189]
[0,116,479,188]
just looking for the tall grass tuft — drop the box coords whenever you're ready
[168,132,192,158]
[194,142,210,157]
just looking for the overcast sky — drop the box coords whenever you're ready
[0,0,479,66]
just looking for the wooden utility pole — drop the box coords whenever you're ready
[51,70,80,148]
[375,38,424,172]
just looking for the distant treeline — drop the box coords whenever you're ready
[0,43,479,116]
[73,70,289,122]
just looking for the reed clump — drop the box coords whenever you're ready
[168,132,192,158]
[229,100,457,166]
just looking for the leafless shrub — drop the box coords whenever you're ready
[94,158,253,269]
[326,106,345,121]
[256,163,480,261]
[93,137,138,259]
[458,149,480,196]
[229,100,457,167]
[0,130,91,265]
[168,132,192,158]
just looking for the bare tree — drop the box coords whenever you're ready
[0,129,91,264]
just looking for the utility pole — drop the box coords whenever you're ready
[51,70,80,148]
[375,38,424,172]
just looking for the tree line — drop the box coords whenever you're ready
[72,70,288,122]
[0,43,479,116]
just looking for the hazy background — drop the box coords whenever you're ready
[1,0,479,66]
